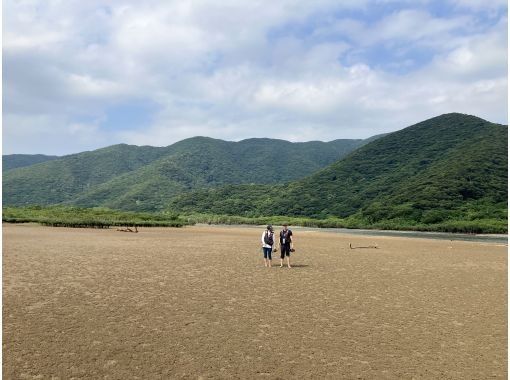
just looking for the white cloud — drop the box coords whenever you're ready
[66,74,127,98]
[425,18,507,80]
[3,31,65,50]
[313,9,475,53]
[3,113,108,155]
[367,9,471,44]
[3,0,508,154]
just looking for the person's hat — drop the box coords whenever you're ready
[267,224,273,231]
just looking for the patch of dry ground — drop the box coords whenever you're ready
[3,224,507,379]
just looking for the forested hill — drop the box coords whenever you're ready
[169,113,508,229]
[3,136,376,210]
[3,154,59,172]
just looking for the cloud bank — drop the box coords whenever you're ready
[3,0,507,154]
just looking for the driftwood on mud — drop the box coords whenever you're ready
[116,226,138,233]
[349,243,378,249]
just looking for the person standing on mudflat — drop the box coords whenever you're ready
[261,225,277,268]
[279,223,294,268]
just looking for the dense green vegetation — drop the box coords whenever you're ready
[3,205,505,233]
[3,206,189,228]
[3,137,374,211]
[3,114,507,233]
[3,154,59,172]
[169,113,508,233]
[3,144,170,205]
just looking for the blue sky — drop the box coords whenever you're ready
[3,0,508,155]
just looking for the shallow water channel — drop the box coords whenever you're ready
[199,224,508,244]
[316,227,508,244]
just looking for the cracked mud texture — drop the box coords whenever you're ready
[3,224,507,379]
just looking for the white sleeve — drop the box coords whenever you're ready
[261,231,265,244]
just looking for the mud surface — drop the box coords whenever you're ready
[3,224,507,379]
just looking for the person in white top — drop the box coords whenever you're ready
[261,225,277,268]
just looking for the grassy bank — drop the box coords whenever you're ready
[3,206,191,228]
[3,206,506,233]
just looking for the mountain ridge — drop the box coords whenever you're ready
[3,154,59,172]
[3,136,379,210]
[4,112,506,232]
[168,113,507,229]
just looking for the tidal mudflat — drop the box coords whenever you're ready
[3,224,507,379]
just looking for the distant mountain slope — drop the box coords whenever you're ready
[3,154,59,172]
[3,144,170,205]
[169,113,507,226]
[3,136,376,209]
[69,137,373,211]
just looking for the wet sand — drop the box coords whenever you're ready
[3,224,507,379]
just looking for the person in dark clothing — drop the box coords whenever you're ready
[279,223,294,268]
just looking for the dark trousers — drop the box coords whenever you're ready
[280,244,291,259]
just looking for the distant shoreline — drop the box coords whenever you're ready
[3,221,507,244]
[193,223,509,244]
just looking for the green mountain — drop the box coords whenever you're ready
[3,154,59,172]
[168,113,507,229]
[3,137,375,210]
[3,144,169,206]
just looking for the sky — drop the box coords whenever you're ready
[3,0,508,155]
